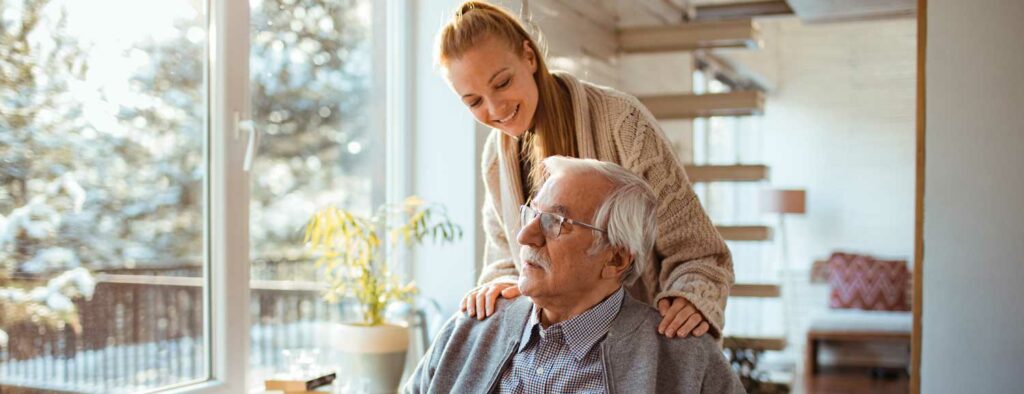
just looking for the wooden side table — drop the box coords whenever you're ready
[805,330,911,375]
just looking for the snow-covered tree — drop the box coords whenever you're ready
[0,0,97,342]
[1,0,376,345]
[248,0,376,260]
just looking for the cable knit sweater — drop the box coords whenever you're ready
[478,71,735,335]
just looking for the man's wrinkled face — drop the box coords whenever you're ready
[516,172,615,302]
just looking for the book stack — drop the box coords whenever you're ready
[264,371,336,393]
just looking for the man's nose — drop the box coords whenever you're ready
[517,217,546,248]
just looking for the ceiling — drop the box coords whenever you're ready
[553,0,916,28]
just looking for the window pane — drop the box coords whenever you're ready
[247,0,379,385]
[0,0,208,392]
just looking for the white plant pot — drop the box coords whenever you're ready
[325,323,410,393]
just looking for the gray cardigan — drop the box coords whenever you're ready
[404,294,745,393]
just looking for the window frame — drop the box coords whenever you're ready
[156,0,251,392]
[158,1,407,392]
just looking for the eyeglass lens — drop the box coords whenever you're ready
[522,206,562,238]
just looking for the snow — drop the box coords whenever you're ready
[22,247,81,274]
[47,267,98,299]
[0,337,204,394]
[0,321,393,393]
[45,292,75,313]
[0,197,62,245]
[0,288,29,303]
[56,174,87,213]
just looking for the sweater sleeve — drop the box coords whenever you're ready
[614,103,735,336]
[476,132,520,286]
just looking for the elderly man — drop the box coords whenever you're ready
[405,156,743,393]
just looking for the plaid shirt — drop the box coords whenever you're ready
[497,288,624,394]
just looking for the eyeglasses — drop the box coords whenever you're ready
[520,205,606,239]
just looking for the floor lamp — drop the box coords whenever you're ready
[760,189,806,369]
[760,189,807,273]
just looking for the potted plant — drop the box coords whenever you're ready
[303,196,461,392]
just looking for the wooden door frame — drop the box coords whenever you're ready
[912,0,926,392]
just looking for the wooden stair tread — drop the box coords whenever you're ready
[695,52,771,92]
[694,1,793,22]
[730,283,781,298]
[723,335,787,351]
[787,0,916,23]
[638,91,764,119]
[684,165,769,182]
[716,225,773,241]
[618,20,761,53]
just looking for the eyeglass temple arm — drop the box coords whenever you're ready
[569,220,607,233]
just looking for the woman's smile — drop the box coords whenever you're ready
[493,103,519,125]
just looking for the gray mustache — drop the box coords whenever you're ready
[520,246,550,269]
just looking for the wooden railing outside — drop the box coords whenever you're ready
[0,261,360,393]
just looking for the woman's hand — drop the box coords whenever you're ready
[657,297,711,338]
[460,282,522,320]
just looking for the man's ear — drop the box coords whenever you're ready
[601,248,633,280]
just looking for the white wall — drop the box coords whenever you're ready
[723,17,918,272]
[490,0,620,87]
[922,1,1024,392]
[706,17,918,366]
[618,52,695,162]
[410,0,485,320]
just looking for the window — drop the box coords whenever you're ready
[1,0,397,392]
[1,0,208,392]
[246,0,383,384]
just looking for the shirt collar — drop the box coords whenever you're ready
[517,287,625,361]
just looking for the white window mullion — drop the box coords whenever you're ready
[167,0,252,392]
[208,0,251,390]
[383,0,412,279]
[385,0,411,208]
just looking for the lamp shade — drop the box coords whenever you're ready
[760,189,806,214]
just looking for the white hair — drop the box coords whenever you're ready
[542,156,658,285]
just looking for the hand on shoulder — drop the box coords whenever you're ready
[460,282,522,320]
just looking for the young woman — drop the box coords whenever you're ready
[437,1,734,338]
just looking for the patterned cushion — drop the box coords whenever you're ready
[828,252,911,311]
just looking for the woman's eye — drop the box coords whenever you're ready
[469,99,481,108]
[496,78,511,89]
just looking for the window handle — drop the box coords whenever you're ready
[234,111,260,172]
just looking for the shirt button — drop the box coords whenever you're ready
[536,367,544,375]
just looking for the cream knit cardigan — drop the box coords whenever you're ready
[478,71,735,334]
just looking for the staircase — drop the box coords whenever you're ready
[615,8,787,390]
[618,19,761,52]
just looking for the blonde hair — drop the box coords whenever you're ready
[436,1,577,191]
